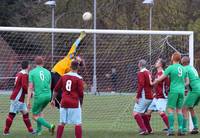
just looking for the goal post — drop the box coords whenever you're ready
[0,27,194,131]
[189,33,194,66]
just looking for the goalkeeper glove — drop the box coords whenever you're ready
[79,31,86,40]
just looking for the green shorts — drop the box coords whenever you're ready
[167,93,184,109]
[183,92,200,108]
[32,95,51,115]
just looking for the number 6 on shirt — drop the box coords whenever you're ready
[40,71,45,81]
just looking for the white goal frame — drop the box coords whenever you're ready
[0,26,194,90]
[0,27,194,130]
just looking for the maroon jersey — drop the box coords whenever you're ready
[10,70,28,102]
[54,72,84,108]
[154,70,170,99]
[136,68,153,99]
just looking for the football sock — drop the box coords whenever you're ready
[4,113,16,133]
[177,113,183,130]
[160,113,169,128]
[182,118,188,132]
[75,125,82,138]
[142,114,152,132]
[134,114,147,131]
[56,125,64,138]
[36,117,51,129]
[168,113,174,131]
[36,121,42,133]
[192,115,198,128]
[23,113,33,132]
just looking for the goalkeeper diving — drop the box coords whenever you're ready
[51,31,86,108]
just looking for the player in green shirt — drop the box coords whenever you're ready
[181,56,200,134]
[153,52,188,136]
[27,56,55,136]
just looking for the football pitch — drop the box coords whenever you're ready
[0,93,200,138]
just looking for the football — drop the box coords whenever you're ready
[82,12,92,21]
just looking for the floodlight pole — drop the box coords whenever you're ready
[93,0,97,94]
[51,5,55,67]
[149,5,153,68]
[143,0,154,69]
[45,0,56,67]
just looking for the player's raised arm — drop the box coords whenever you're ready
[66,31,86,58]
[51,31,86,77]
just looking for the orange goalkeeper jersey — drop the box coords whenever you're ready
[51,44,76,76]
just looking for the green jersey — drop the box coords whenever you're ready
[29,66,51,97]
[184,65,200,92]
[164,63,186,93]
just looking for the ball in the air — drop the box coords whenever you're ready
[82,12,92,21]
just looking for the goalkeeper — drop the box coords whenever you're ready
[51,31,86,108]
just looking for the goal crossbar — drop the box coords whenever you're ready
[0,27,193,35]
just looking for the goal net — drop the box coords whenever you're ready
[0,27,194,133]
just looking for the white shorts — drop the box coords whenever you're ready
[133,98,152,113]
[60,105,82,125]
[148,98,167,112]
[9,100,27,113]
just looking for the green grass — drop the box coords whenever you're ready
[0,94,200,138]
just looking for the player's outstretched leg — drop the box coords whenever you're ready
[56,124,65,138]
[75,124,82,138]
[3,113,16,135]
[22,113,35,134]
[36,121,42,135]
[35,116,55,135]
[31,97,55,135]
[32,113,55,136]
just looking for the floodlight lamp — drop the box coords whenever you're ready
[143,0,154,4]
[44,0,56,6]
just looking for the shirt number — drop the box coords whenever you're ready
[40,71,44,81]
[66,80,72,92]
[178,67,182,77]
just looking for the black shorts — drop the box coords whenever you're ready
[51,72,62,109]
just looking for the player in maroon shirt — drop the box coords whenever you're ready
[3,61,35,135]
[132,59,153,135]
[51,60,84,138]
[145,58,170,132]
